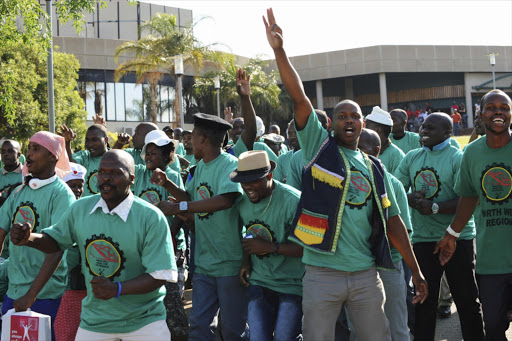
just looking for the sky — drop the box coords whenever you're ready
[142,0,512,59]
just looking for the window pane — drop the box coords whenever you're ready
[85,82,95,120]
[115,83,125,121]
[94,82,106,117]
[124,83,143,122]
[106,82,116,121]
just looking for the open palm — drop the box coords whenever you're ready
[263,8,283,50]
[236,68,251,96]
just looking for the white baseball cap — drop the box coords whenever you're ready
[366,106,393,126]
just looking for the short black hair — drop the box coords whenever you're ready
[88,124,108,137]
[480,89,512,109]
[158,142,175,164]
[196,126,226,147]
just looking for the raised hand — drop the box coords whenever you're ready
[236,68,251,97]
[11,223,31,246]
[263,8,283,50]
[90,276,117,300]
[92,115,107,127]
[116,133,131,146]
[58,124,76,143]
[150,168,169,187]
[224,107,234,124]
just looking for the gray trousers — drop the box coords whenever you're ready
[302,265,391,341]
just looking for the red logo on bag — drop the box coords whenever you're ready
[10,315,39,340]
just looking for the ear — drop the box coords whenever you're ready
[129,173,135,186]
[105,136,109,144]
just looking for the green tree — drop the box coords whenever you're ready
[0,40,87,149]
[114,12,229,124]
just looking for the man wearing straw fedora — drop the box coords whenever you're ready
[231,150,304,340]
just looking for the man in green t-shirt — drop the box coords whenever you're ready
[11,150,176,340]
[395,112,484,340]
[0,131,76,335]
[0,139,23,207]
[264,9,427,340]
[358,129,412,341]
[365,106,405,174]
[60,123,109,197]
[436,90,512,340]
[273,119,299,183]
[231,150,304,340]
[390,109,421,154]
[154,69,253,340]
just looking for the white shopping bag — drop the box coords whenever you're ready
[1,308,51,341]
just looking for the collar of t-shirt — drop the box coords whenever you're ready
[90,191,134,222]
[2,163,22,175]
[422,137,450,152]
[25,174,58,190]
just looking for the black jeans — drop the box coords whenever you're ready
[477,273,512,341]
[413,239,485,341]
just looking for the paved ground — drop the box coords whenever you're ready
[184,289,512,340]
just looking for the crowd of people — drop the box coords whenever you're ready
[0,8,510,341]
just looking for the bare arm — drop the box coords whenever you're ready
[237,68,257,150]
[387,215,428,304]
[150,168,191,202]
[10,223,62,253]
[90,273,165,300]
[58,124,76,163]
[263,8,313,130]
[242,238,303,257]
[14,251,64,311]
[156,192,240,217]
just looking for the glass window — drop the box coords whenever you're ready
[115,83,126,121]
[94,82,106,117]
[125,83,143,122]
[106,82,116,121]
[85,82,95,120]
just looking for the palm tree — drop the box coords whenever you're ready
[114,13,227,124]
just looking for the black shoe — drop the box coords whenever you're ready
[438,305,451,318]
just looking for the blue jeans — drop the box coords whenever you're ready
[247,285,302,341]
[189,273,248,341]
[2,295,61,341]
[378,261,409,341]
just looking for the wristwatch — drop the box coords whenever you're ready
[179,201,188,211]
[431,202,439,214]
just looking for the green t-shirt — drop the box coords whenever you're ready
[0,178,75,299]
[43,195,176,333]
[73,150,103,197]
[124,148,145,166]
[394,143,475,243]
[455,137,512,275]
[176,143,185,156]
[0,259,9,300]
[379,143,405,175]
[186,152,244,277]
[273,150,295,183]
[280,144,289,155]
[133,164,184,228]
[388,173,412,263]
[236,181,304,296]
[390,131,421,155]
[286,150,304,191]
[230,139,279,163]
[0,168,23,196]
[183,153,197,168]
[296,112,400,272]
[450,137,461,150]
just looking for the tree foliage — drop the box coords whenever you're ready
[0,40,87,149]
[114,13,230,124]
[193,57,293,128]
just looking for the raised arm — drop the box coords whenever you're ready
[58,124,76,163]
[237,68,257,150]
[263,8,313,130]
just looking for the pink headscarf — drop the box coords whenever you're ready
[23,131,72,179]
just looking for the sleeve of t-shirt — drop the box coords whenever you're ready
[384,172,401,218]
[454,151,477,197]
[254,142,279,163]
[0,191,15,233]
[42,204,78,251]
[296,110,329,164]
[273,154,287,182]
[231,138,248,158]
[217,161,243,196]
[450,138,461,150]
[72,150,86,166]
[394,154,412,192]
[286,153,304,191]
[141,210,177,273]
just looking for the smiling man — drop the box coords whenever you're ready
[231,150,304,340]
[10,149,177,340]
[394,112,484,341]
[0,139,23,207]
[264,8,427,340]
[0,131,75,335]
[436,89,512,340]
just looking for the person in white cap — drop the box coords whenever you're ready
[62,162,87,199]
[231,150,304,340]
[261,133,285,157]
[263,8,427,340]
[364,106,405,174]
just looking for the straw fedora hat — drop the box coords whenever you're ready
[230,151,276,183]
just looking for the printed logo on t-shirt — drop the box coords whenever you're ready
[196,182,214,220]
[480,163,512,204]
[85,234,126,279]
[346,169,372,209]
[139,188,162,204]
[414,167,441,199]
[87,170,100,194]
[246,220,275,258]
[12,201,39,232]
